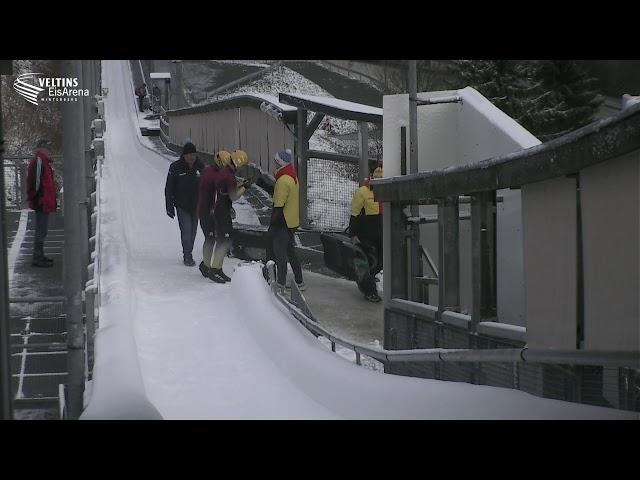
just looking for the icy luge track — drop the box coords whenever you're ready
[80,60,637,420]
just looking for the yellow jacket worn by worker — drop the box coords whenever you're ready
[349,166,383,244]
[273,162,300,228]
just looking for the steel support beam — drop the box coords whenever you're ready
[471,191,497,327]
[304,112,325,143]
[0,61,14,420]
[358,121,369,186]
[407,61,422,302]
[389,202,408,300]
[81,61,95,277]
[297,108,309,228]
[61,60,86,420]
[437,196,460,314]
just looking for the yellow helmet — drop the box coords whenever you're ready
[372,166,383,179]
[215,150,231,168]
[230,150,249,170]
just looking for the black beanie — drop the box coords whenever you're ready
[182,142,196,155]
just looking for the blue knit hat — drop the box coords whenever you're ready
[274,149,292,168]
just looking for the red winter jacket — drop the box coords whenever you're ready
[26,150,57,213]
[197,164,219,221]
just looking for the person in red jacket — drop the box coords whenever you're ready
[26,139,58,267]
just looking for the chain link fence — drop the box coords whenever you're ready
[3,159,27,210]
[306,155,359,231]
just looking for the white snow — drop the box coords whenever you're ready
[81,60,639,420]
[233,196,261,226]
[206,92,296,112]
[8,210,28,289]
[284,93,383,117]
[456,87,540,149]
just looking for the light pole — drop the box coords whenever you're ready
[408,60,423,302]
[61,59,86,419]
[0,60,14,420]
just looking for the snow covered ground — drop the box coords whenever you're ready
[81,60,638,420]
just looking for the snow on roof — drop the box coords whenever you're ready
[216,92,297,112]
[283,93,383,117]
[456,87,540,149]
[150,72,171,79]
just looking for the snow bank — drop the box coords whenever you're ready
[231,264,637,419]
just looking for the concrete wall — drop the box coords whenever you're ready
[382,87,541,326]
[580,150,639,351]
[169,106,295,174]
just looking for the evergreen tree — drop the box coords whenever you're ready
[523,60,602,140]
[453,60,535,124]
[451,60,603,141]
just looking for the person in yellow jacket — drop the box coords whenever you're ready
[266,149,305,291]
[348,162,383,302]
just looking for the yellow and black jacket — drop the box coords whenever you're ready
[348,183,382,245]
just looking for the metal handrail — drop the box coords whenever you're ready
[9,296,65,303]
[267,269,639,369]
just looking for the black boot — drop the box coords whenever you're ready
[208,268,227,284]
[32,258,53,268]
[199,261,210,278]
[183,254,195,266]
[218,269,231,282]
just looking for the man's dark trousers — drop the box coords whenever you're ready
[33,211,49,261]
[176,207,198,257]
[267,225,302,286]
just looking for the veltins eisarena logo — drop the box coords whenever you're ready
[13,73,89,106]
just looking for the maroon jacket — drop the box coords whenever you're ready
[26,149,57,213]
[212,166,238,236]
[197,164,219,223]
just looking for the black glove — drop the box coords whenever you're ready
[167,207,175,218]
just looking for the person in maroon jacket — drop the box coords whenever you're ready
[209,150,253,283]
[196,158,221,278]
[26,139,58,267]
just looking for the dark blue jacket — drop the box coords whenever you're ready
[165,156,205,214]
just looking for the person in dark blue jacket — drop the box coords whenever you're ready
[165,141,205,266]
